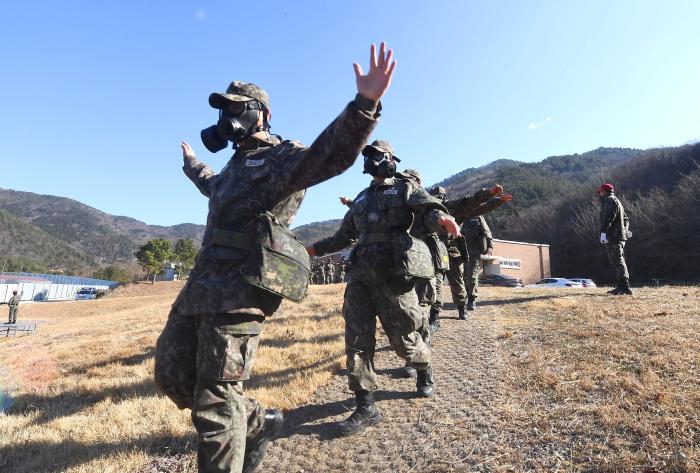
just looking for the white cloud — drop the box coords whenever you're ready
[195,9,207,22]
[528,116,551,131]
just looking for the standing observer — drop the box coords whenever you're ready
[598,183,633,295]
[6,290,20,324]
[154,43,397,473]
[461,215,494,311]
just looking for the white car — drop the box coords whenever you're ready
[525,278,584,288]
[567,278,597,288]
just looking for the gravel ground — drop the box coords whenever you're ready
[259,303,511,473]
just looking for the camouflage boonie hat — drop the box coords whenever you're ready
[403,168,422,183]
[363,139,399,161]
[209,81,270,110]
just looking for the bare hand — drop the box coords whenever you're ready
[499,193,513,203]
[181,141,196,161]
[340,196,352,206]
[438,215,460,236]
[489,184,503,196]
[353,42,397,101]
[306,245,317,257]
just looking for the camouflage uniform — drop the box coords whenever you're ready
[154,90,380,473]
[325,260,335,284]
[461,216,493,302]
[337,260,346,283]
[311,175,448,393]
[600,192,630,284]
[7,294,20,323]
[443,194,504,309]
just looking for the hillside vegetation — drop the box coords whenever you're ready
[0,188,204,273]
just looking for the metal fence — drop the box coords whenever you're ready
[0,272,117,303]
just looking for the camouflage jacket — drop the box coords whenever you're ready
[461,216,493,255]
[8,295,20,308]
[599,194,628,242]
[312,177,448,282]
[442,191,504,258]
[172,94,380,316]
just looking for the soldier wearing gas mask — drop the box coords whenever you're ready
[154,43,396,473]
[307,140,460,437]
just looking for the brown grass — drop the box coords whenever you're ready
[0,283,345,473]
[492,286,700,471]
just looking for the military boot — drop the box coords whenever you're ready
[457,304,467,320]
[398,364,417,378]
[416,366,435,398]
[242,409,284,473]
[466,297,476,311]
[607,281,622,295]
[338,390,381,436]
[428,307,441,333]
[618,278,634,295]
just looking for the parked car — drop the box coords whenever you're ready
[479,274,523,287]
[525,278,584,288]
[566,278,597,288]
[75,287,98,300]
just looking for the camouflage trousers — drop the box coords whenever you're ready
[605,241,629,281]
[154,312,266,473]
[445,256,467,306]
[344,278,432,392]
[464,253,481,300]
[7,307,18,323]
[429,272,447,314]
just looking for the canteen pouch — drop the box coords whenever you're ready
[244,212,311,302]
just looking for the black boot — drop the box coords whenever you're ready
[607,280,622,295]
[457,303,467,320]
[338,391,381,436]
[466,297,476,311]
[242,409,284,473]
[618,277,633,295]
[398,364,417,378]
[416,366,435,398]
[428,307,441,333]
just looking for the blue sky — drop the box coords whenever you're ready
[1,1,698,228]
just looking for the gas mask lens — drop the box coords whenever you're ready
[200,100,264,153]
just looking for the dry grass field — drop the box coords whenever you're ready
[0,282,698,472]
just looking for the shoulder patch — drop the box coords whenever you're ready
[245,158,266,167]
[383,189,399,195]
[355,194,366,203]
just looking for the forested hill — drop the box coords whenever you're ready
[0,188,205,274]
[293,144,700,282]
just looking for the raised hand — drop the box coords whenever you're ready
[499,193,513,203]
[181,141,196,161]
[340,196,352,206]
[353,42,397,101]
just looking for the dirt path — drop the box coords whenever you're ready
[260,303,510,473]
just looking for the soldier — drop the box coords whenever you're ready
[153,43,396,473]
[461,215,494,311]
[7,290,20,324]
[430,186,512,320]
[325,259,335,284]
[317,261,326,285]
[598,183,633,295]
[307,139,460,436]
[337,257,346,283]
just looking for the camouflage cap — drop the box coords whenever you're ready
[363,139,399,161]
[209,81,270,110]
[403,168,422,183]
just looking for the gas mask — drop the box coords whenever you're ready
[200,100,267,153]
[362,147,400,177]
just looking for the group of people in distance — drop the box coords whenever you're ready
[152,41,633,473]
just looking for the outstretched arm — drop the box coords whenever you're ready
[181,141,218,198]
[285,43,398,193]
[307,209,359,257]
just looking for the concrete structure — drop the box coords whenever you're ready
[481,239,550,285]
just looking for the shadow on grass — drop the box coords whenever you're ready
[66,347,155,374]
[0,432,194,473]
[259,332,342,349]
[246,352,343,390]
[7,378,159,426]
[443,294,565,309]
[276,390,417,441]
